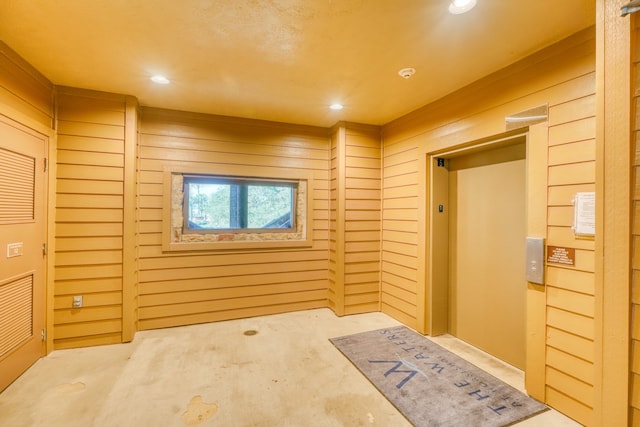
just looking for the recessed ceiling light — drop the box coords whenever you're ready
[150,75,170,84]
[449,0,476,14]
[329,103,344,111]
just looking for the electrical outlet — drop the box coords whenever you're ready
[72,295,83,308]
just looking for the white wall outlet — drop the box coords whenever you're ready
[72,295,83,308]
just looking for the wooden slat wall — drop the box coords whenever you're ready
[545,93,596,426]
[381,28,596,425]
[0,42,53,129]
[343,125,381,314]
[328,123,382,316]
[53,88,128,349]
[332,123,382,315]
[381,139,420,329]
[137,108,330,330]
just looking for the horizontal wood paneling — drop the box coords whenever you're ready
[546,366,593,407]
[0,42,53,129]
[138,300,325,330]
[53,332,122,350]
[53,88,128,349]
[380,119,420,327]
[547,326,594,364]
[544,38,596,422]
[327,124,381,315]
[138,108,330,329]
[546,386,592,426]
[343,127,381,314]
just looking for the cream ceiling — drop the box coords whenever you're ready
[0,0,595,127]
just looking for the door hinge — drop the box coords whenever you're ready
[41,328,47,341]
[44,158,48,172]
[42,243,47,256]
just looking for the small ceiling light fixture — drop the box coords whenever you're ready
[150,75,170,84]
[329,103,344,111]
[449,0,477,14]
[398,67,416,79]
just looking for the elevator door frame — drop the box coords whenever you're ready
[425,125,547,399]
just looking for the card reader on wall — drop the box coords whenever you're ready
[525,237,545,285]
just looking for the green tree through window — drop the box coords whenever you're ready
[183,176,296,233]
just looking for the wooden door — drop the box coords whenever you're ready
[0,116,47,392]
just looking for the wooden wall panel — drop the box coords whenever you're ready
[137,108,330,330]
[328,124,381,316]
[381,141,420,329]
[381,28,597,423]
[0,42,53,129]
[343,126,381,314]
[53,88,132,349]
[545,76,596,423]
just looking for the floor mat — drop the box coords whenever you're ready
[330,325,547,427]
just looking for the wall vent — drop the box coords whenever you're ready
[0,275,33,359]
[0,147,35,223]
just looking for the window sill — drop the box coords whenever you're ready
[162,238,314,252]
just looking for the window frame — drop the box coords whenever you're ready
[162,166,313,252]
[182,174,298,234]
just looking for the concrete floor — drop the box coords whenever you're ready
[0,308,581,426]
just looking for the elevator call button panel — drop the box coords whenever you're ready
[525,237,544,285]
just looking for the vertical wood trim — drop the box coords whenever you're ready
[416,154,427,333]
[423,155,432,335]
[426,155,449,336]
[595,0,630,424]
[45,128,57,354]
[334,125,346,315]
[525,122,548,401]
[378,142,385,313]
[122,96,138,342]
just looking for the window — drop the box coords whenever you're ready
[163,168,312,251]
[183,175,297,233]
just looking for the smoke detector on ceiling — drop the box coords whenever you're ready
[398,68,416,79]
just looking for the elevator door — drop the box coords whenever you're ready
[448,149,526,369]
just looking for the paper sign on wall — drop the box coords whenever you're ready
[573,192,595,237]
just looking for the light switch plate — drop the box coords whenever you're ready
[525,237,545,284]
[7,242,23,258]
[72,295,83,308]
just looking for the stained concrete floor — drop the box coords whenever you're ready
[0,308,581,427]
